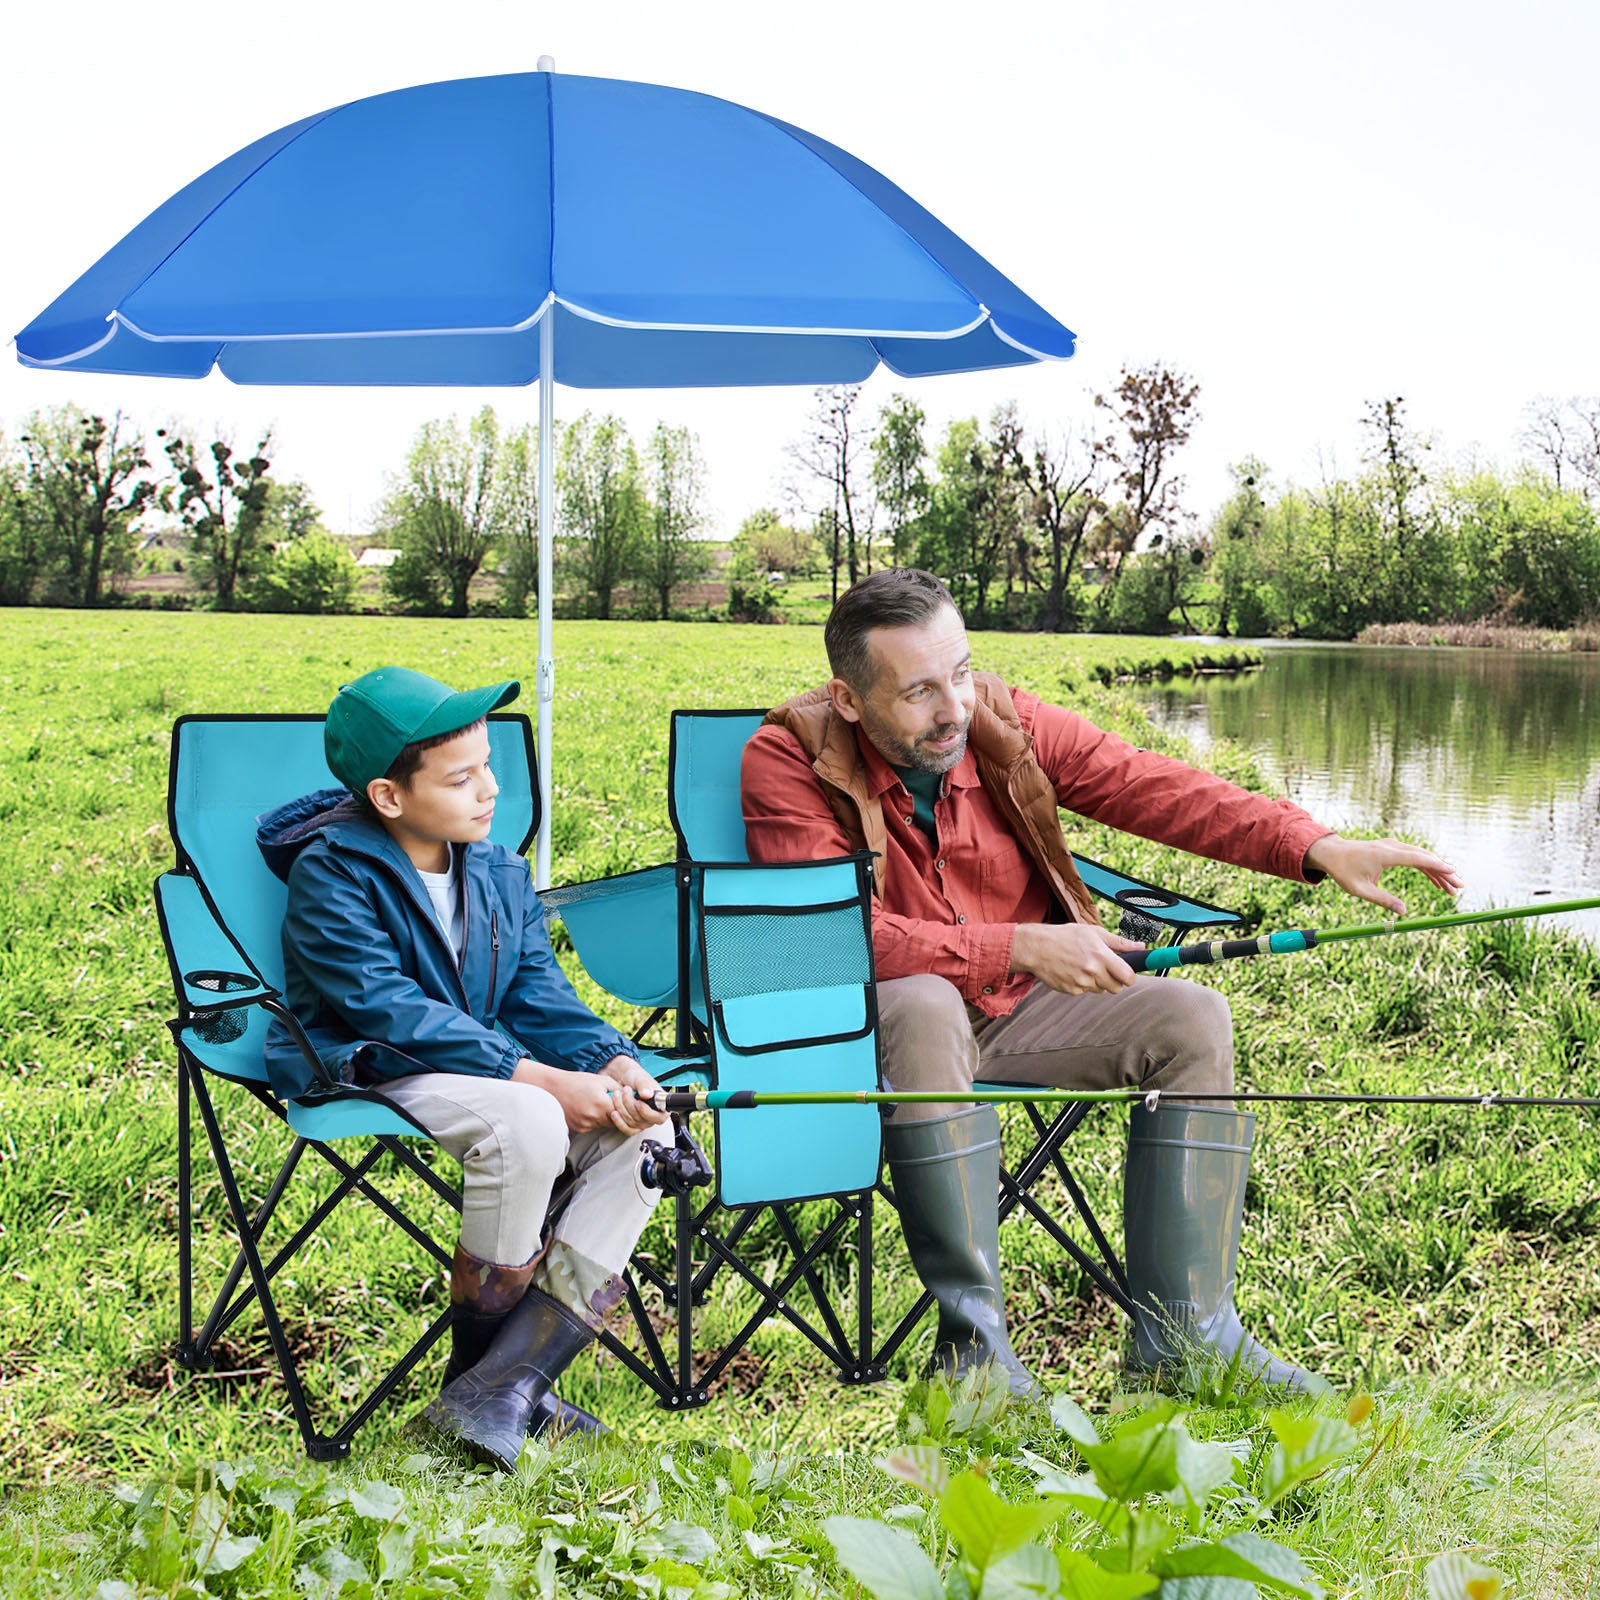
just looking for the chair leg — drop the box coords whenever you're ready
[176,1053,196,1367]
[187,1065,336,1457]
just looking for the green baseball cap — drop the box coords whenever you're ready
[325,666,520,794]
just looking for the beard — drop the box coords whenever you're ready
[865,711,972,774]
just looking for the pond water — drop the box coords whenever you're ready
[1136,643,1600,944]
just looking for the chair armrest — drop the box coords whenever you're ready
[1071,851,1242,941]
[156,871,274,1011]
[158,871,340,1094]
[542,862,679,1009]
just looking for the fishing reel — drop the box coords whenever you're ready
[639,1117,713,1195]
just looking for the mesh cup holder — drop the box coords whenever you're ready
[185,970,256,1045]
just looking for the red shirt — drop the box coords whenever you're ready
[741,685,1331,1018]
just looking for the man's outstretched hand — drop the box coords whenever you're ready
[1303,834,1463,917]
[1010,921,1146,995]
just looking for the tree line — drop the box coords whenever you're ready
[4,385,1599,634]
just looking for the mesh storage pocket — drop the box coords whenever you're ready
[701,898,869,1001]
[185,970,255,1045]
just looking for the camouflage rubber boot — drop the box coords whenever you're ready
[442,1244,606,1441]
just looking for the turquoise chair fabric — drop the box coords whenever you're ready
[159,712,536,1458]
[696,858,881,1206]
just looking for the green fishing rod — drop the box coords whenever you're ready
[1121,893,1600,974]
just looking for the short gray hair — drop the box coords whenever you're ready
[825,569,958,692]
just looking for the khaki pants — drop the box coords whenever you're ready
[376,1072,661,1270]
[876,974,1233,1122]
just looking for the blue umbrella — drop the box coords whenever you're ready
[15,61,1076,882]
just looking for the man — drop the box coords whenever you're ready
[741,569,1459,1396]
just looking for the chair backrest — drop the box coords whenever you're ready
[669,710,765,862]
[696,857,882,1204]
[168,714,538,988]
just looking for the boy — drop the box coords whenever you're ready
[257,666,666,1470]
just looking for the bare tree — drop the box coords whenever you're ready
[162,428,275,611]
[787,385,875,603]
[1092,364,1201,616]
[1521,395,1600,501]
[1025,423,1101,632]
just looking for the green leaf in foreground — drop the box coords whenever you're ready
[1151,1579,1257,1599]
[1050,1392,1102,1448]
[1056,1552,1160,1599]
[878,1443,952,1497]
[939,1469,1070,1570]
[824,1515,945,1600]
[1155,1530,1323,1597]
[1260,1412,1360,1509]
[1079,1411,1182,1501]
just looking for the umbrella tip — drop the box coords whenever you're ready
[537,55,556,72]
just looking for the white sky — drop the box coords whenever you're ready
[4,0,1598,541]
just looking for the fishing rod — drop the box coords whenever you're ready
[1121,894,1600,974]
[656,1087,1600,1114]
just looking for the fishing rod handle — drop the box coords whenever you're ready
[1124,927,1318,973]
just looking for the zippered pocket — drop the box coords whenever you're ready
[488,909,500,1002]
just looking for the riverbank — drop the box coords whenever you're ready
[0,610,1594,1593]
[1356,618,1600,650]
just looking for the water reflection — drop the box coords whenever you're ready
[1139,645,1600,940]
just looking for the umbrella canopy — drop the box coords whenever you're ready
[15,64,1076,879]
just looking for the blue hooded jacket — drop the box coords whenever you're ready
[255,789,637,1101]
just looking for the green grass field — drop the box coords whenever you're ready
[0,608,1596,1595]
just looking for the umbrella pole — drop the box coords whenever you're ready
[535,306,555,889]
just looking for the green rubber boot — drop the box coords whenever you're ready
[1123,1103,1329,1396]
[883,1106,1044,1402]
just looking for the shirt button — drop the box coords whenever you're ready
[904,814,914,824]
[982,985,994,995]
[936,859,946,870]
[957,914,967,924]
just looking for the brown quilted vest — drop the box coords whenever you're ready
[762,672,1097,924]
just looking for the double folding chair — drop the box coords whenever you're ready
[546,710,1244,1397]
[544,710,886,1407]
[158,711,883,1451]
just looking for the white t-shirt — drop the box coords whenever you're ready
[416,857,463,957]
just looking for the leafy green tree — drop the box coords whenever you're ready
[493,421,541,618]
[1361,395,1451,622]
[260,479,325,542]
[379,407,504,617]
[19,406,155,606]
[162,429,274,611]
[1103,526,1209,632]
[245,532,359,614]
[1447,468,1600,627]
[642,423,713,617]
[921,408,1029,626]
[733,507,816,577]
[870,393,930,567]
[0,430,45,606]
[1209,458,1273,636]
[557,412,646,619]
